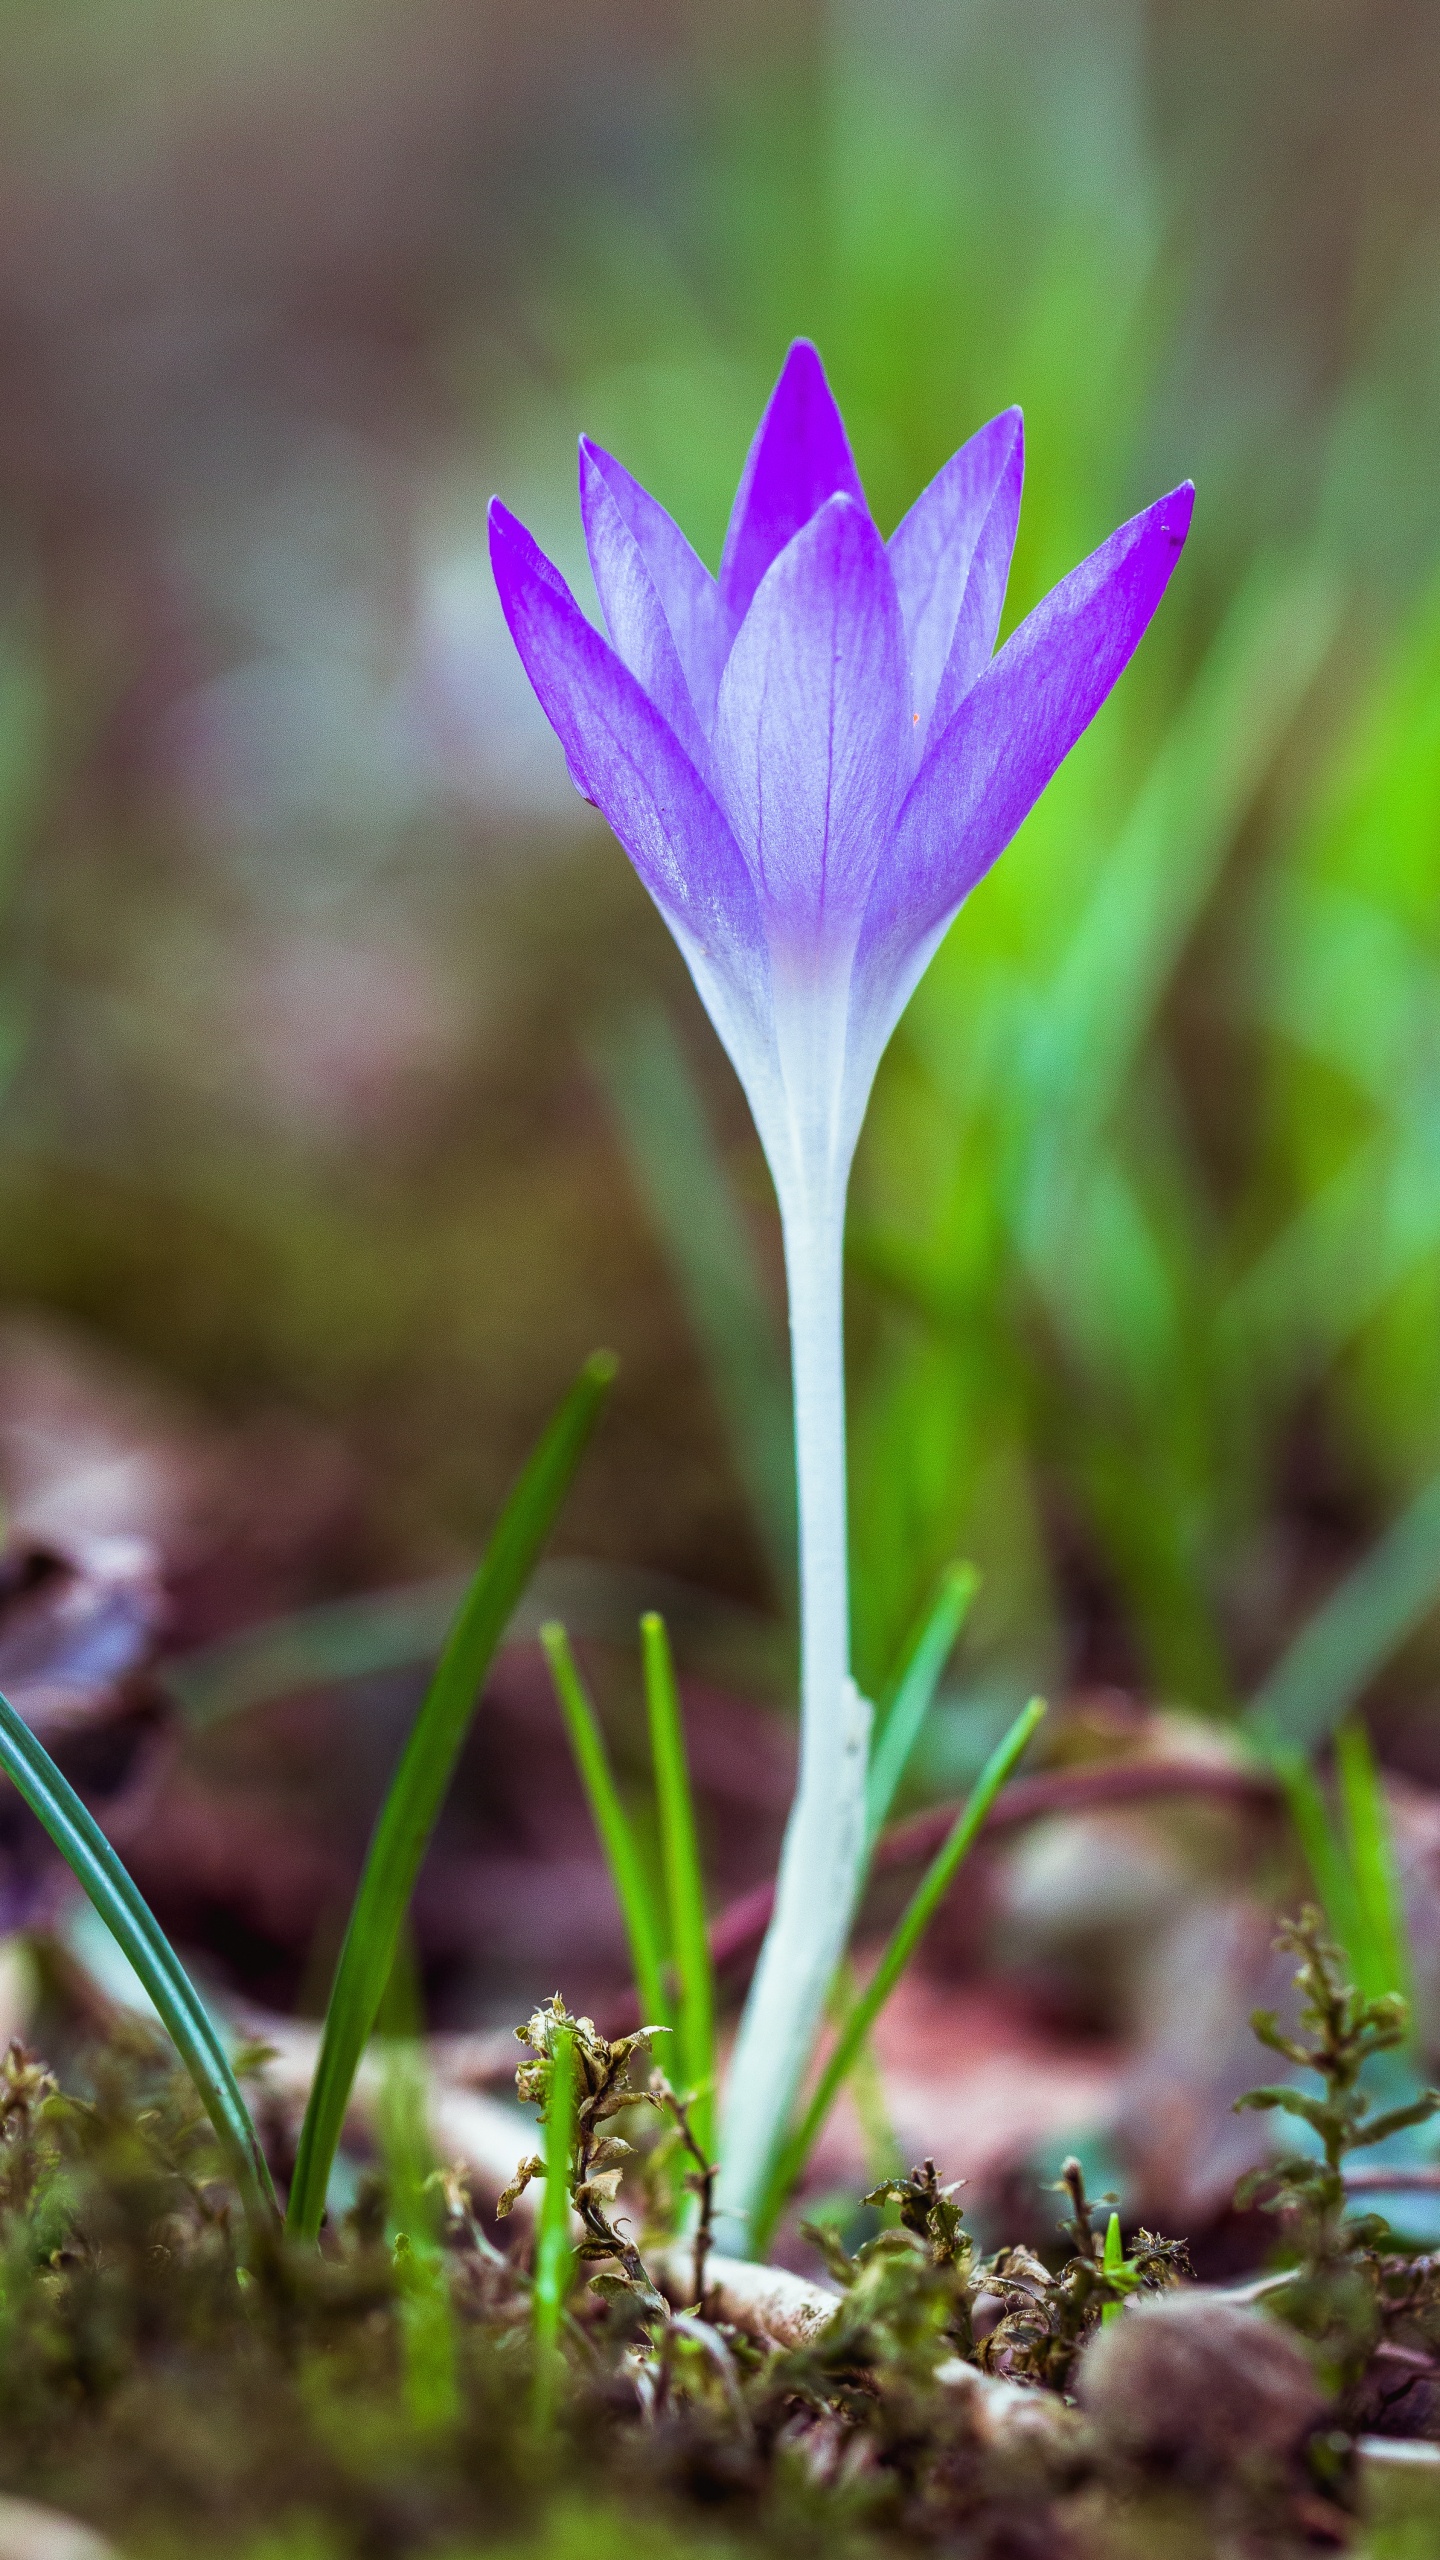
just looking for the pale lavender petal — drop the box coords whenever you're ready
[578,438,730,728]
[578,442,712,771]
[488,499,769,1024]
[719,341,868,627]
[888,408,1023,742]
[712,493,909,953]
[924,431,1028,746]
[852,483,1195,1071]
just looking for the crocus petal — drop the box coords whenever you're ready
[578,441,712,772]
[719,340,868,627]
[888,408,1023,742]
[578,438,729,730]
[488,499,770,1045]
[851,482,1195,1088]
[712,492,909,952]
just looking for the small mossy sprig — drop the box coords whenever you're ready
[802,2154,1187,2393]
[1236,1907,1439,2248]
[498,1996,669,2320]
[795,2161,981,2389]
[977,2158,1189,2390]
[1235,1907,1440,2388]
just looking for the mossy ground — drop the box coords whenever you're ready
[0,2008,1406,2560]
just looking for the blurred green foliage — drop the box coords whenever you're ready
[0,0,1437,1763]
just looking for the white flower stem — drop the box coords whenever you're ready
[714,1185,870,2252]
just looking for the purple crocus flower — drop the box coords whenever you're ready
[490,342,1192,2245]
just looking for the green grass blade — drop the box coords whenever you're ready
[1269,1743,1369,1979]
[1101,2211,1124,2327]
[531,2025,575,2433]
[377,2028,459,2434]
[164,1556,779,1731]
[541,1620,671,2035]
[594,1007,795,1600]
[754,1696,1046,2252]
[866,1562,980,1845]
[1029,562,1338,1191]
[0,1685,278,2234]
[828,1959,902,2187]
[287,1352,616,2240]
[1244,1469,1440,1756]
[1336,1717,1410,2007]
[166,1577,470,1728]
[641,1612,714,2154]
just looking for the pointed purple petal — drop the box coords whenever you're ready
[854,483,1194,1052]
[719,341,868,626]
[578,442,712,771]
[888,409,1023,743]
[488,499,769,1024]
[578,438,729,731]
[711,492,909,952]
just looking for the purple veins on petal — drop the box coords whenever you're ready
[578,439,729,732]
[857,481,1195,1009]
[712,492,909,950]
[719,340,868,628]
[888,407,1024,748]
[487,497,768,1003]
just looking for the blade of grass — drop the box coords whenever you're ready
[1269,1743,1370,1985]
[866,1562,980,1845]
[1101,2211,1124,2327]
[754,1695,1047,2253]
[1244,1468,1440,1756]
[374,1931,459,2430]
[593,1007,795,1601]
[164,1557,782,1732]
[287,1352,616,2241]
[531,2025,575,2434]
[166,1576,470,1728]
[541,1620,671,2035]
[378,2038,459,2434]
[167,1546,784,1730]
[641,1612,714,2155]
[829,1959,902,2187]
[1336,1717,1410,2007]
[0,1685,278,2234]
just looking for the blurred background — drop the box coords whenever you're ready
[4,0,1440,2254]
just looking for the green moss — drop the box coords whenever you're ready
[0,2005,1366,2560]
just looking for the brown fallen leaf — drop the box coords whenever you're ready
[0,1533,173,1926]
